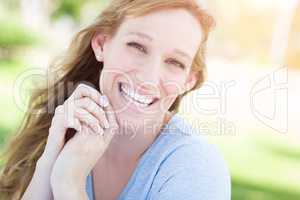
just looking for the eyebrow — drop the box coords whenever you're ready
[126,31,192,60]
[173,49,192,61]
[126,31,153,41]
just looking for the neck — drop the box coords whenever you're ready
[102,111,174,164]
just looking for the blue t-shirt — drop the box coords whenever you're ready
[85,113,231,200]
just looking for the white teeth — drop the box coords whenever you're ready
[120,83,155,105]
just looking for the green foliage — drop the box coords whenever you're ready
[51,0,84,22]
[0,20,38,49]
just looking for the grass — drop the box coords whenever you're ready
[232,178,300,200]
[208,128,300,200]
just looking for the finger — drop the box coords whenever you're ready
[70,84,102,106]
[100,95,117,125]
[86,122,104,137]
[74,108,101,133]
[65,116,82,132]
[75,97,109,129]
[82,122,104,136]
[100,95,119,141]
[78,123,89,136]
[58,105,81,132]
[99,95,109,107]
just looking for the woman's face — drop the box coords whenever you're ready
[92,8,202,130]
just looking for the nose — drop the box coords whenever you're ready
[135,58,162,89]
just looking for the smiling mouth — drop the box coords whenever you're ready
[118,82,159,107]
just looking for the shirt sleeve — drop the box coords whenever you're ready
[150,144,231,200]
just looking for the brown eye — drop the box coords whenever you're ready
[166,58,186,69]
[126,42,147,53]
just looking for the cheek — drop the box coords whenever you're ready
[104,47,137,73]
[163,74,186,97]
[159,78,185,110]
[160,81,185,112]
[101,49,135,85]
[163,84,182,100]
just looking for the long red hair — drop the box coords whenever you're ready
[0,1,215,199]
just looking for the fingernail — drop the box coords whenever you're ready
[100,95,109,107]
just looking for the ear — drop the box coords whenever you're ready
[91,33,109,62]
[180,70,198,94]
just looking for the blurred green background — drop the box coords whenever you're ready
[0,0,299,199]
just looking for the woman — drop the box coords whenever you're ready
[0,0,231,199]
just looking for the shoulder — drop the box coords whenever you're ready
[150,115,231,199]
[157,133,231,188]
[160,114,229,171]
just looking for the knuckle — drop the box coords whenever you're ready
[82,97,91,106]
[54,105,63,114]
[77,83,87,89]
[71,108,80,118]
[73,108,82,116]
[78,83,92,92]
[74,83,86,94]
[83,97,98,110]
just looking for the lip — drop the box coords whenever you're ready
[118,82,159,108]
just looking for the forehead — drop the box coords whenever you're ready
[116,8,203,55]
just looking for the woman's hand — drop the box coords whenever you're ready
[45,83,118,196]
[22,83,118,200]
[41,83,111,163]
[50,91,119,199]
